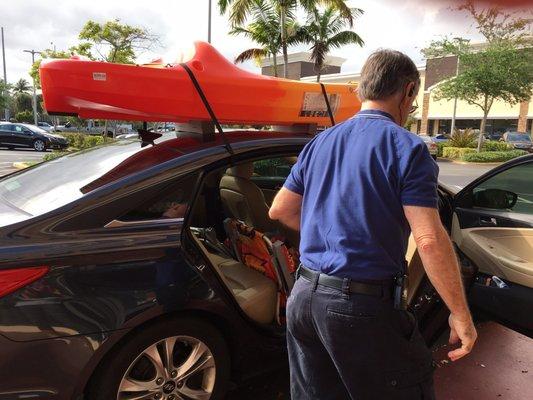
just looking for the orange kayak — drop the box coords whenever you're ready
[40,42,360,126]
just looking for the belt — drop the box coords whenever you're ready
[298,265,393,298]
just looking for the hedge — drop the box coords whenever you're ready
[58,132,106,150]
[482,140,511,152]
[43,152,69,162]
[462,150,528,163]
[442,147,476,160]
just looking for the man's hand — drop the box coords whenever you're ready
[448,313,478,361]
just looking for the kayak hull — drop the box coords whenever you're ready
[40,42,361,126]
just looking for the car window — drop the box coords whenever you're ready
[13,125,25,133]
[471,162,533,215]
[0,124,12,131]
[253,156,297,179]
[117,173,199,222]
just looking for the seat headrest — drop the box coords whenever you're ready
[226,163,254,179]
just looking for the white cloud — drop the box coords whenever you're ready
[0,0,496,85]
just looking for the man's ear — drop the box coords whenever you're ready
[407,82,415,98]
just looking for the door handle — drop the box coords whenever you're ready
[479,217,497,226]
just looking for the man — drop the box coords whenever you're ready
[269,49,477,399]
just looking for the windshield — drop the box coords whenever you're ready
[507,133,531,142]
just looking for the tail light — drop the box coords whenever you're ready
[0,267,49,298]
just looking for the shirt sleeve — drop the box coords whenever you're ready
[283,160,304,195]
[398,140,439,208]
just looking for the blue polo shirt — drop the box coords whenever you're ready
[284,109,439,281]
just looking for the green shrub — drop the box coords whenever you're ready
[58,133,107,149]
[437,142,452,157]
[43,151,69,162]
[448,128,477,148]
[482,140,511,152]
[462,150,528,163]
[442,147,477,159]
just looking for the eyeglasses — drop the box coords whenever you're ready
[410,99,418,114]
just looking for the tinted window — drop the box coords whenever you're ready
[0,124,14,132]
[118,173,198,222]
[253,156,296,179]
[472,162,533,215]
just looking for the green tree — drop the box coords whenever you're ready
[422,3,532,151]
[219,0,355,78]
[15,110,34,123]
[230,0,300,76]
[12,79,31,96]
[298,6,363,81]
[0,79,10,112]
[13,93,33,114]
[78,19,159,63]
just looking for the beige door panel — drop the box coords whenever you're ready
[452,213,533,288]
[406,235,426,306]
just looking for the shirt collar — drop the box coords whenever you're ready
[355,109,395,122]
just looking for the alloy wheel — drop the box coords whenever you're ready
[117,335,216,400]
[34,140,45,151]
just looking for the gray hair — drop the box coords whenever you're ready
[358,49,420,101]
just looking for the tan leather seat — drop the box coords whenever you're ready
[218,260,278,324]
[192,237,278,324]
[219,163,277,233]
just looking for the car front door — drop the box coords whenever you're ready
[452,155,533,336]
[11,125,33,147]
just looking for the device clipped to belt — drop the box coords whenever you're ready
[394,274,409,310]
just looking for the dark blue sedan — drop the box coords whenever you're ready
[0,130,531,400]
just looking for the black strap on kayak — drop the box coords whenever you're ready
[320,83,336,126]
[180,63,234,155]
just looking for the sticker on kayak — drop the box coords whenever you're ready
[299,92,340,118]
[92,72,107,81]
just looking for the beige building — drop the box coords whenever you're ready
[263,52,532,135]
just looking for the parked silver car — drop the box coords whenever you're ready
[419,135,438,160]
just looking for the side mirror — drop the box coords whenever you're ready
[472,188,518,210]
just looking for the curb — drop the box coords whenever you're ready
[445,160,503,166]
[12,162,30,170]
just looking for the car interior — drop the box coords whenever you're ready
[179,148,533,339]
[185,156,434,328]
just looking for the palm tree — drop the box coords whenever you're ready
[298,6,364,81]
[0,79,11,111]
[229,0,300,77]
[12,78,31,96]
[219,0,355,78]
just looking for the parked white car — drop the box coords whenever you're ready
[419,135,438,160]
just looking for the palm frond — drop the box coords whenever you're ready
[234,47,269,64]
[327,30,364,48]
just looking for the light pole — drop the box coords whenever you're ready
[23,49,41,126]
[1,27,8,121]
[450,57,460,136]
[208,0,212,43]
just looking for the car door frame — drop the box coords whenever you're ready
[451,154,533,337]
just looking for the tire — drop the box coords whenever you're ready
[86,318,230,400]
[33,139,46,152]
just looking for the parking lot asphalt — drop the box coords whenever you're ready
[0,148,47,176]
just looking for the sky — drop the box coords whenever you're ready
[0,0,528,84]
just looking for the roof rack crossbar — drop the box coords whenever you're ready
[320,83,336,126]
[180,63,234,156]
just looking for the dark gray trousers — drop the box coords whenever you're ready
[286,273,436,400]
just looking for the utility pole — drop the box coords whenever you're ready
[1,27,9,121]
[449,56,460,136]
[23,49,41,126]
[208,0,212,43]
